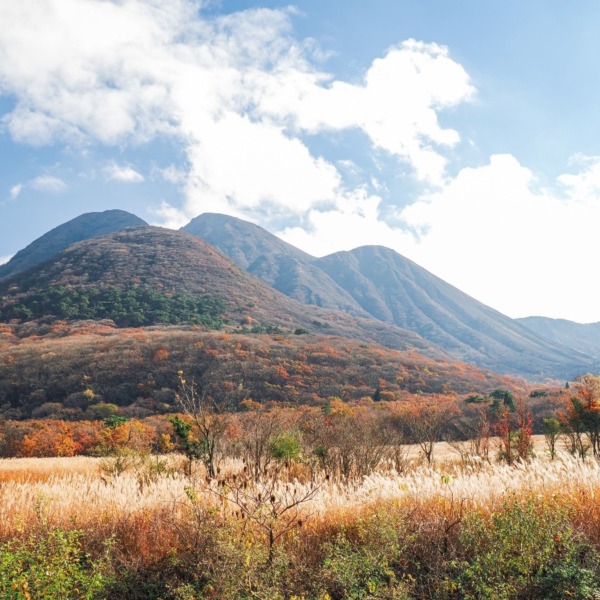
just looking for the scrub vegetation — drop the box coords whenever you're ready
[0,373,599,598]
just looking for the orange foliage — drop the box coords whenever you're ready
[152,347,170,362]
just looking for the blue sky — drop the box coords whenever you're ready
[2,1,600,322]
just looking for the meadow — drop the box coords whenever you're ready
[1,438,600,599]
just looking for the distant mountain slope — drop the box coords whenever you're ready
[316,246,591,378]
[0,226,438,355]
[182,213,370,316]
[182,213,590,379]
[0,209,146,281]
[518,316,600,359]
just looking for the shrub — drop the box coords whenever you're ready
[320,533,410,599]
[270,431,302,462]
[0,529,112,599]
[447,500,600,599]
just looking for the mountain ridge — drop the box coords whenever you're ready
[518,316,600,359]
[182,213,592,379]
[0,225,438,356]
[182,214,371,317]
[0,209,594,380]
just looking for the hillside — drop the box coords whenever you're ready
[182,213,370,316]
[317,246,591,378]
[183,213,591,379]
[0,323,525,420]
[518,316,600,359]
[0,226,437,355]
[0,209,146,281]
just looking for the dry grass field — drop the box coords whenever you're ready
[1,437,599,598]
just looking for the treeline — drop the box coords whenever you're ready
[0,381,586,469]
[0,285,226,328]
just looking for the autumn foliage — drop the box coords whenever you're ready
[0,322,527,421]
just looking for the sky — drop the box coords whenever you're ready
[2,1,600,323]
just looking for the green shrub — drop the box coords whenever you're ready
[270,431,302,462]
[0,529,112,599]
[321,533,410,599]
[446,500,600,600]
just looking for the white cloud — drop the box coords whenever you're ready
[0,1,472,224]
[557,153,600,198]
[280,190,407,256]
[6,176,67,198]
[253,39,474,185]
[155,164,187,184]
[104,162,144,183]
[281,154,600,323]
[30,175,68,192]
[183,114,342,216]
[9,184,23,199]
[396,154,600,322]
[151,200,190,230]
[0,254,13,265]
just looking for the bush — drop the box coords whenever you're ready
[446,500,600,599]
[0,529,112,599]
[270,431,302,462]
[321,534,410,599]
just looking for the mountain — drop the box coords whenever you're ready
[0,226,437,355]
[518,316,600,360]
[182,214,370,316]
[316,246,591,377]
[0,209,147,281]
[1,211,593,379]
[183,213,591,379]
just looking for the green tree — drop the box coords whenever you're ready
[543,417,561,460]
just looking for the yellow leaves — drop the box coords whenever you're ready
[240,399,263,412]
[83,388,95,400]
[157,433,174,454]
[327,397,354,418]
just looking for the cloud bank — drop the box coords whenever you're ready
[0,0,599,321]
[0,0,471,219]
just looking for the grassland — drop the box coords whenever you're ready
[1,439,600,599]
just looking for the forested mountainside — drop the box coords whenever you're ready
[0,226,437,354]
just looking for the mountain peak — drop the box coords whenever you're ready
[182,213,311,268]
[0,209,147,281]
[182,213,370,316]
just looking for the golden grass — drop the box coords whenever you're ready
[0,440,598,539]
[2,437,598,597]
[0,455,101,483]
